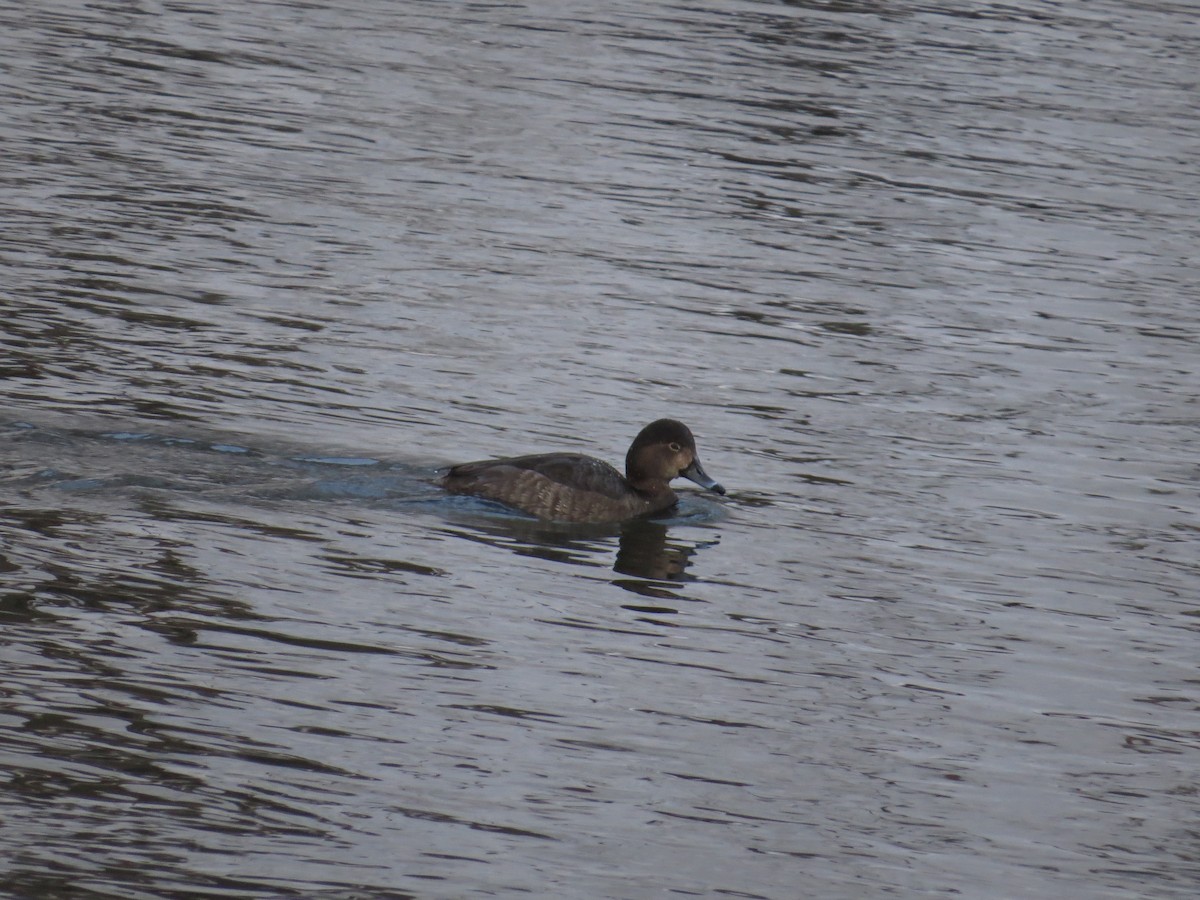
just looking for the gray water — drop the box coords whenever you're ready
[2,1,1198,898]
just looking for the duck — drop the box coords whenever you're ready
[440,418,725,523]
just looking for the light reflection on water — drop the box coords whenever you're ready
[3,0,1199,898]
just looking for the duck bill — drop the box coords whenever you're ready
[681,458,726,495]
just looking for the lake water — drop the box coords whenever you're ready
[2,1,1197,898]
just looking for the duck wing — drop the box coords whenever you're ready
[446,453,629,500]
[442,453,660,522]
[503,454,630,498]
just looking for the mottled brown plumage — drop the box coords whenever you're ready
[441,419,725,523]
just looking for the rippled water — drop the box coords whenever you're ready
[3,1,1198,898]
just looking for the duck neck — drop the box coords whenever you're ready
[628,475,673,498]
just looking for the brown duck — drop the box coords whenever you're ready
[440,419,725,524]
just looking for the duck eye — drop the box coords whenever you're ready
[668,442,682,452]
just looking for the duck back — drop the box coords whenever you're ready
[442,453,673,523]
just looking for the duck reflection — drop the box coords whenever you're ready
[439,507,718,607]
[611,518,721,614]
[614,519,697,581]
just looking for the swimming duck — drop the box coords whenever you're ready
[440,418,725,523]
